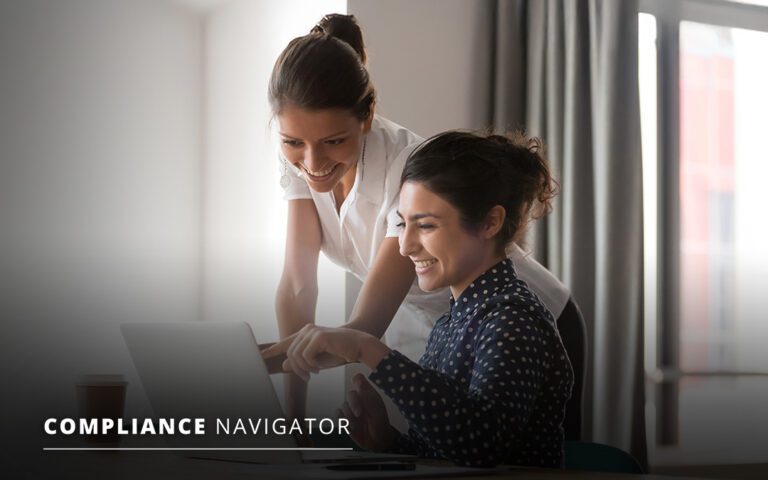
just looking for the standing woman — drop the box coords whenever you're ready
[268,14,570,423]
[270,13,445,423]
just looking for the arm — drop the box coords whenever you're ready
[262,237,414,364]
[345,237,416,338]
[275,199,322,419]
[282,325,391,381]
[276,199,321,337]
[368,309,549,467]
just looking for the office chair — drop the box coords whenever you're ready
[564,440,644,473]
[555,297,587,441]
[556,299,645,474]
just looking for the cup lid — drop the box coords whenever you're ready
[76,374,127,386]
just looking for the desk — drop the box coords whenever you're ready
[19,451,716,480]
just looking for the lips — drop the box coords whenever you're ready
[298,163,339,182]
[413,258,437,268]
[412,258,438,275]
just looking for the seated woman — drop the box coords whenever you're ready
[281,131,574,468]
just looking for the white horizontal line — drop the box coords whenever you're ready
[43,447,353,451]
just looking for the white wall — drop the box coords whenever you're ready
[0,0,204,421]
[0,0,487,437]
[348,0,493,137]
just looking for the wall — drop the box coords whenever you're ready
[0,0,491,451]
[348,0,493,138]
[0,0,204,427]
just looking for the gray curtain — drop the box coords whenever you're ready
[490,0,646,467]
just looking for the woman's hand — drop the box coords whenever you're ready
[282,325,391,381]
[340,374,398,451]
[261,334,347,374]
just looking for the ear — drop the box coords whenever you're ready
[362,102,376,134]
[482,205,506,240]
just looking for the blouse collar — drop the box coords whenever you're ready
[448,258,518,321]
[352,116,385,205]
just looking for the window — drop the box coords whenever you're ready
[639,0,768,465]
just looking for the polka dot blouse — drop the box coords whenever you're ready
[368,258,573,468]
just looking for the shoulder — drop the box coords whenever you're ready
[362,115,424,203]
[474,279,557,345]
[508,244,570,317]
[371,115,423,152]
[369,115,423,171]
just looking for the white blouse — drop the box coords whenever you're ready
[280,115,569,361]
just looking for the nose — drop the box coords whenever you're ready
[302,144,324,170]
[398,224,419,258]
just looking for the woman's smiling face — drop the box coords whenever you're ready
[397,181,494,299]
[277,104,371,193]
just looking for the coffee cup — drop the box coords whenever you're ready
[75,374,127,444]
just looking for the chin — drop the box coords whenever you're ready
[306,181,335,193]
[417,278,443,293]
[304,174,343,193]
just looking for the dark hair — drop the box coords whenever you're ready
[401,131,558,249]
[268,14,375,121]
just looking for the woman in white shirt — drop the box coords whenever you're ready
[265,14,570,425]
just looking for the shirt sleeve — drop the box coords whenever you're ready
[383,141,422,238]
[385,207,402,238]
[368,307,550,467]
[278,151,312,201]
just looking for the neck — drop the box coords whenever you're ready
[449,250,507,300]
[334,136,366,207]
[333,164,357,207]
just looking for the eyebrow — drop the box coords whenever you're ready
[278,130,349,141]
[396,210,441,221]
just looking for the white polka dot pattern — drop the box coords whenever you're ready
[369,259,573,468]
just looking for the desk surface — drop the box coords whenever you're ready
[17,451,720,480]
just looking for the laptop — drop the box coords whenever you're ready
[120,321,414,465]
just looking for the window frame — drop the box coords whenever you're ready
[638,0,768,450]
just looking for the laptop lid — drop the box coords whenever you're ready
[121,321,300,463]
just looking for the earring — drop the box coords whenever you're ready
[280,156,291,188]
[360,138,367,182]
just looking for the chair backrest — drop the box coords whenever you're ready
[564,441,644,473]
[555,297,587,441]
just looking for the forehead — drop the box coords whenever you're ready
[399,181,457,216]
[277,104,359,138]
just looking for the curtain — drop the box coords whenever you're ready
[490,0,646,467]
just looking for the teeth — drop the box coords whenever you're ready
[414,259,437,268]
[303,165,335,177]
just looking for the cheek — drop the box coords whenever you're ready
[281,146,301,163]
[336,144,359,164]
[439,235,477,271]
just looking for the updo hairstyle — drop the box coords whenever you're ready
[268,14,375,121]
[400,131,558,249]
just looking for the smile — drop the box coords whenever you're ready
[299,163,338,180]
[413,258,437,268]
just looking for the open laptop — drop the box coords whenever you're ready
[120,321,414,465]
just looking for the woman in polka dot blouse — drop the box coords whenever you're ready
[281,131,574,468]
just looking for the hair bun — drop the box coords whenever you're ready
[311,13,366,64]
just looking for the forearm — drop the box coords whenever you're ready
[357,335,392,370]
[275,275,318,338]
[345,238,415,338]
[369,351,530,467]
[275,275,318,420]
[346,285,406,338]
[283,373,308,419]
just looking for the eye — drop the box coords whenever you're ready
[282,139,303,148]
[395,221,405,229]
[418,223,435,230]
[324,138,346,146]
